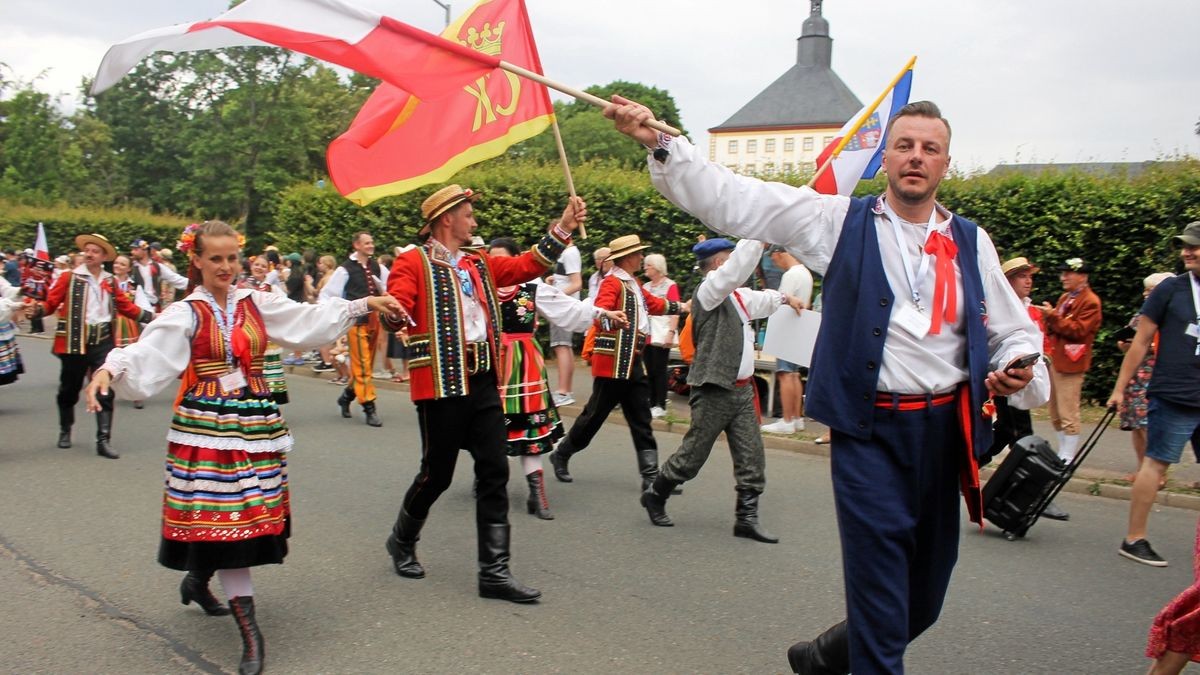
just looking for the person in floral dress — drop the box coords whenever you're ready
[487,237,626,519]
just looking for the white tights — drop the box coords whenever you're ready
[217,567,254,600]
[520,455,543,476]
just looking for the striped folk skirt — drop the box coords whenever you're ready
[498,334,562,456]
[0,321,22,385]
[112,314,140,347]
[262,344,289,405]
[158,390,292,571]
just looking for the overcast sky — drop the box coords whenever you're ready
[2,0,1198,172]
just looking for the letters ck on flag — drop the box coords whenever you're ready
[90,0,499,101]
[328,0,554,205]
[812,66,914,196]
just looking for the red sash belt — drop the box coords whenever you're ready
[874,391,956,410]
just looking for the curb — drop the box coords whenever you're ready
[295,362,1200,514]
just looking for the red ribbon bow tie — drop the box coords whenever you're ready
[923,231,958,335]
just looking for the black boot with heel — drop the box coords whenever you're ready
[180,569,230,616]
[525,470,553,520]
[229,596,264,675]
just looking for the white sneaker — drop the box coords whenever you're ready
[372,370,393,379]
[552,392,575,407]
[650,406,666,419]
[795,418,806,431]
[761,419,796,434]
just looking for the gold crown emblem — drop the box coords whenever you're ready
[461,21,505,56]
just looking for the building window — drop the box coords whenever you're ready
[784,138,795,152]
[728,140,738,154]
[745,163,756,173]
[726,165,739,172]
[824,136,834,146]
[783,162,794,173]
[765,138,776,152]
[764,162,775,174]
[746,139,757,153]
[803,137,814,151]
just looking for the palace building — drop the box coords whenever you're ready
[708,1,862,176]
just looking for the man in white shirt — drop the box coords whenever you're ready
[129,238,188,310]
[549,244,582,406]
[641,238,804,543]
[762,246,814,435]
[586,246,613,300]
[606,98,1047,675]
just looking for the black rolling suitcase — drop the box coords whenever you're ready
[982,407,1116,540]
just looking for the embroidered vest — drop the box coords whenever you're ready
[405,247,504,399]
[806,195,994,458]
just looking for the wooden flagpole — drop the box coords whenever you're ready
[808,55,917,188]
[550,116,585,239]
[500,61,682,137]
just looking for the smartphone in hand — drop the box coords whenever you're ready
[1005,353,1040,372]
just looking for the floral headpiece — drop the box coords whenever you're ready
[177,222,247,255]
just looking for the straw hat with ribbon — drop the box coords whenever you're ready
[1000,256,1039,277]
[74,233,117,261]
[604,234,651,262]
[419,184,479,236]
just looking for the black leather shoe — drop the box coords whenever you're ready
[1041,501,1070,521]
[362,400,382,427]
[229,596,264,675]
[733,489,779,543]
[57,428,72,449]
[180,570,231,616]
[386,509,426,579]
[550,450,573,483]
[478,523,541,603]
[787,620,849,675]
[640,475,678,527]
[337,389,353,418]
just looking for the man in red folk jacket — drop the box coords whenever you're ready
[382,184,585,604]
[550,234,682,491]
[29,233,153,458]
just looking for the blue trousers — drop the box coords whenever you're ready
[831,398,963,675]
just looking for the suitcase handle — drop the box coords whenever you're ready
[1024,406,1118,530]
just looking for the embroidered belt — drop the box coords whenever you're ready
[86,323,112,346]
[465,341,492,375]
[874,391,956,411]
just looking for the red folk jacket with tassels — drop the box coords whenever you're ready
[38,268,153,355]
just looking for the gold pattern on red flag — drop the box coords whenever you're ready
[328,0,553,205]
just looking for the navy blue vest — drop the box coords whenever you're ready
[805,196,994,459]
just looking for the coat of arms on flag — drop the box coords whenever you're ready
[843,113,882,153]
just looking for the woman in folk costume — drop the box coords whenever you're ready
[0,276,24,386]
[240,255,290,405]
[111,254,153,408]
[85,221,402,675]
[487,238,628,519]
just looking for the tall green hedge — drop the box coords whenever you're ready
[258,159,1200,402]
[0,200,192,255]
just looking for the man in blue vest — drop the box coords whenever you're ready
[605,99,1049,674]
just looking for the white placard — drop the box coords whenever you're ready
[763,308,822,367]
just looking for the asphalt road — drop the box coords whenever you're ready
[2,336,1199,674]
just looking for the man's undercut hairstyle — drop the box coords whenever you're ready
[885,100,952,143]
[352,231,372,244]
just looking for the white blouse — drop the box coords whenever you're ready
[531,280,605,333]
[0,278,22,325]
[103,288,369,401]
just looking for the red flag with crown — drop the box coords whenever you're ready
[328,0,554,205]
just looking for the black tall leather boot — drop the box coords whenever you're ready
[57,405,74,448]
[95,400,118,459]
[385,509,426,579]
[477,523,541,603]
[636,448,660,491]
[337,387,354,418]
[550,443,574,483]
[180,569,231,616]
[640,474,679,527]
[362,400,382,427]
[229,596,264,675]
[525,470,553,520]
[786,620,849,675]
[733,489,779,543]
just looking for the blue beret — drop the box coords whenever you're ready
[692,238,736,260]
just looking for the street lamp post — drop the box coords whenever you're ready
[430,0,450,28]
